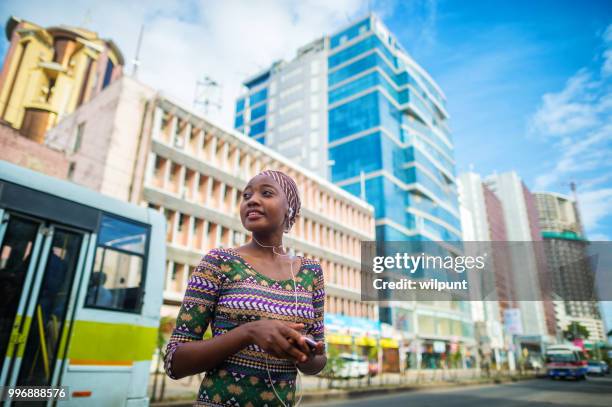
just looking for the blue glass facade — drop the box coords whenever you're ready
[234,69,270,141]
[326,16,469,333]
[328,16,461,243]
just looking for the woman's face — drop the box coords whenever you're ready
[240,174,289,234]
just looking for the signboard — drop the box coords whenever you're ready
[433,341,446,353]
[503,308,523,335]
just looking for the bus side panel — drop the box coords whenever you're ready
[128,361,153,400]
[59,368,131,407]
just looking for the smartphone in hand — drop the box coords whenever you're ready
[303,336,317,351]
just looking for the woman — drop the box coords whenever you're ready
[164,170,326,407]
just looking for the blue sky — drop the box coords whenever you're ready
[1,1,609,241]
[1,0,611,333]
[381,1,612,240]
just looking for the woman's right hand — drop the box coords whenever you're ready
[243,320,310,363]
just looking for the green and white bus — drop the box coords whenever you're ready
[0,161,166,406]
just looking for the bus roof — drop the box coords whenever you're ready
[0,160,154,225]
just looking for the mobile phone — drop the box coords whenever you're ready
[303,337,317,350]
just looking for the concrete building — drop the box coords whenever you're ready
[553,295,606,343]
[534,192,604,340]
[458,173,515,368]
[0,122,69,179]
[0,16,123,143]
[44,76,382,353]
[484,172,556,345]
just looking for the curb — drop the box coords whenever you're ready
[151,375,537,406]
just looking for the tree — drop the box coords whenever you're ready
[563,322,590,341]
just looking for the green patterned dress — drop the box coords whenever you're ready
[164,247,325,406]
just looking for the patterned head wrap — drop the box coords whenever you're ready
[256,170,301,232]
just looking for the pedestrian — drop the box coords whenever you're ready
[164,170,326,406]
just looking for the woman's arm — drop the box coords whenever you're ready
[171,320,309,379]
[297,260,327,375]
[170,323,250,379]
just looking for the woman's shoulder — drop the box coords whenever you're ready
[201,247,237,262]
[300,256,323,277]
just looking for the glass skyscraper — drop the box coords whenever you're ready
[235,15,473,368]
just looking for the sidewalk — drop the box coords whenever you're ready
[149,368,538,405]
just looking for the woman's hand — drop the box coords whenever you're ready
[244,319,310,363]
[294,334,327,375]
[292,335,325,361]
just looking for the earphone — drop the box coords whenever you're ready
[250,234,304,407]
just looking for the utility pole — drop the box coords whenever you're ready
[132,24,145,78]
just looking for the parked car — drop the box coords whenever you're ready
[601,361,610,375]
[587,360,606,376]
[333,353,369,378]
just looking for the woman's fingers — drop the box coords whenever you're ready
[314,341,325,355]
[275,333,307,362]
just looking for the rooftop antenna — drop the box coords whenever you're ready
[193,76,222,116]
[132,24,144,78]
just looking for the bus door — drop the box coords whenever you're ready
[0,209,90,398]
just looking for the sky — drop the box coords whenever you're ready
[0,0,610,242]
[0,0,611,333]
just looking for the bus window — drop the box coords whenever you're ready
[85,215,149,312]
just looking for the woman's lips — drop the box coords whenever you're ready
[246,211,264,220]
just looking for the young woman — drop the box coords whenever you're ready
[164,170,326,406]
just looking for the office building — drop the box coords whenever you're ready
[534,192,604,340]
[484,172,556,344]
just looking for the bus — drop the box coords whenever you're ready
[545,344,588,380]
[0,161,166,406]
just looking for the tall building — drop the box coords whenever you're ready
[458,173,516,368]
[235,14,473,370]
[484,172,556,344]
[235,38,329,179]
[0,16,123,143]
[43,76,399,367]
[534,192,604,341]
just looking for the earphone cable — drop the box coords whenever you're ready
[251,234,304,407]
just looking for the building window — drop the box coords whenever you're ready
[73,122,85,153]
[102,59,115,89]
[67,162,76,180]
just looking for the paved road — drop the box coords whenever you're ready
[306,376,612,407]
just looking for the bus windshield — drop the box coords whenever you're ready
[545,353,576,363]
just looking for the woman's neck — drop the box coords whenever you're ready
[248,232,287,259]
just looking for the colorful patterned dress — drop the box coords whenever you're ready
[164,247,325,407]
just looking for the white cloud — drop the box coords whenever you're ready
[576,188,612,236]
[1,0,379,125]
[529,23,612,240]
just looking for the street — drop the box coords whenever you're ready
[306,376,612,407]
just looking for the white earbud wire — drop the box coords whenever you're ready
[250,235,303,407]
